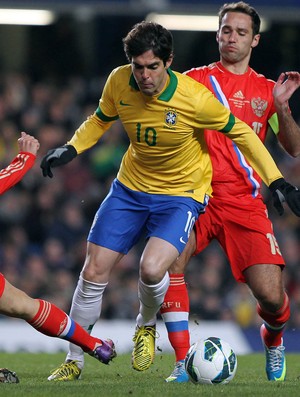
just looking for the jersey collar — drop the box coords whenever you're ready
[129,68,178,102]
[216,61,252,77]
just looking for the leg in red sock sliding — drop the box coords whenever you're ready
[28,299,116,364]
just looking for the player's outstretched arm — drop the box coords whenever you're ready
[0,131,39,195]
[274,71,300,157]
[40,144,77,178]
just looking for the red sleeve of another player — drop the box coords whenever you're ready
[0,152,36,195]
[0,273,5,297]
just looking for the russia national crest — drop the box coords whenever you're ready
[251,97,268,117]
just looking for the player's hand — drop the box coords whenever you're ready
[269,178,300,216]
[18,131,40,156]
[40,144,77,178]
[273,71,300,109]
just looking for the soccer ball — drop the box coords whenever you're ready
[184,336,237,385]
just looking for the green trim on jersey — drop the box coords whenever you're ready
[129,73,138,90]
[220,113,235,133]
[268,113,279,135]
[158,69,178,101]
[96,107,119,122]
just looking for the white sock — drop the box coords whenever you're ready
[66,275,107,367]
[136,272,170,327]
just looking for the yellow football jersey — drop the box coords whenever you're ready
[68,65,282,203]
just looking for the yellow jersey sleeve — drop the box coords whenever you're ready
[68,69,120,154]
[187,77,283,187]
[223,115,283,186]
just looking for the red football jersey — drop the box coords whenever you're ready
[186,61,276,200]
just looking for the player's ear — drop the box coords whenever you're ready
[165,54,173,69]
[251,33,260,48]
[216,31,220,43]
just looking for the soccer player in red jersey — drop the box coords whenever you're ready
[0,132,116,382]
[161,2,300,383]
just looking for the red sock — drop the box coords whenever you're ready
[27,299,102,353]
[160,274,190,361]
[257,293,290,347]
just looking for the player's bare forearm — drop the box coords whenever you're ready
[274,72,300,157]
[277,111,300,157]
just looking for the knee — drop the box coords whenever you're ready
[140,259,164,285]
[140,268,162,285]
[245,264,285,313]
[82,266,98,282]
[255,288,284,313]
[82,243,122,283]
[81,257,109,283]
[257,292,290,326]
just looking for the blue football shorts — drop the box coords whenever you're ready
[88,179,207,254]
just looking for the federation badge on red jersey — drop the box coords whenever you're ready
[251,97,268,117]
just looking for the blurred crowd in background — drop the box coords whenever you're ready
[0,71,299,332]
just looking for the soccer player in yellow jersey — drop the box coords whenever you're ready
[40,21,300,380]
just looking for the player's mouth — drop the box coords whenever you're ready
[139,82,153,88]
[225,45,238,52]
[139,84,155,94]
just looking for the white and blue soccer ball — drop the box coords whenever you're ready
[184,336,237,385]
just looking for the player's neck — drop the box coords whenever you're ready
[220,59,249,75]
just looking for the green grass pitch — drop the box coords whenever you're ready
[0,352,300,397]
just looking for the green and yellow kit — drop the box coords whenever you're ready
[68,65,282,203]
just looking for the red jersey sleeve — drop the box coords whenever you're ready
[0,152,36,195]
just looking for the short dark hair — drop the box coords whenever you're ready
[218,2,261,36]
[123,21,174,65]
